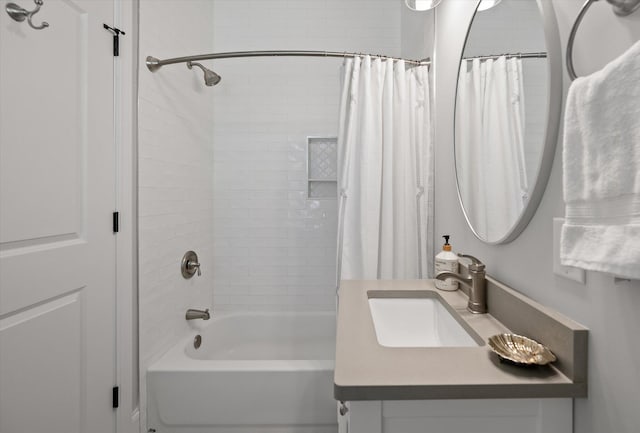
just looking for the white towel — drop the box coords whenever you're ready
[560,40,640,279]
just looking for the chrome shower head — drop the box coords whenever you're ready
[186,61,221,86]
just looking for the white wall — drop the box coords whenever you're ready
[402,2,435,60]
[434,1,640,432]
[210,0,431,311]
[138,0,215,426]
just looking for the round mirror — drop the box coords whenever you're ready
[454,0,562,244]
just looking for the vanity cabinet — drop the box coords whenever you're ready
[340,398,572,433]
[334,280,587,433]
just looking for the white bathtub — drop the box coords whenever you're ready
[147,311,337,433]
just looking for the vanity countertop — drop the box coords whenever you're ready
[334,278,588,401]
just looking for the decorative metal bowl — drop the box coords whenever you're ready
[488,334,557,366]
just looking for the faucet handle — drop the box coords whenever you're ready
[181,250,202,278]
[188,260,202,276]
[458,254,485,271]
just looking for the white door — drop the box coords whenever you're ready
[0,1,117,432]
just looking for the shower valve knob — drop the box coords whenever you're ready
[188,260,201,276]
[181,251,202,278]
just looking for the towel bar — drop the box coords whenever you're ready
[566,0,640,81]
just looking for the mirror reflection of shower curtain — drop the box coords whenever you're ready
[337,56,433,280]
[456,56,528,240]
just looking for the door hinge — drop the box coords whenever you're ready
[112,211,119,233]
[103,24,125,56]
[112,386,119,409]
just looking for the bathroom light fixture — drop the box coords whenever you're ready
[477,0,502,11]
[404,0,443,12]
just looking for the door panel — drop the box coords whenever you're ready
[0,242,87,314]
[0,1,117,432]
[0,0,89,243]
[0,292,83,433]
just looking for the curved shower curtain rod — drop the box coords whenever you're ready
[146,50,431,72]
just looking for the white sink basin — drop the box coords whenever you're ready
[368,297,479,348]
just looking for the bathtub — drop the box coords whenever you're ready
[147,311,337,433]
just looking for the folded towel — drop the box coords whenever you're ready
[561,40,640,279]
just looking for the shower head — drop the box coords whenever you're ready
[186,61,222,86]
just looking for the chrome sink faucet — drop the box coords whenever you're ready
[185,308,210,320]
[435,254,487,314]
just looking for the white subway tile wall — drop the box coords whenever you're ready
[211,0,402,311]
[138,0,215,424]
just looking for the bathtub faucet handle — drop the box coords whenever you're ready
[181,250,202,278]
[188,260,201,276]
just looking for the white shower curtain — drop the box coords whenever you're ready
[456,56,527,240]
[337,56,433,280]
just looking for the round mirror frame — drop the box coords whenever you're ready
[453,0,563,245]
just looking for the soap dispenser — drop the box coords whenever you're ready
[435,235,459,291]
